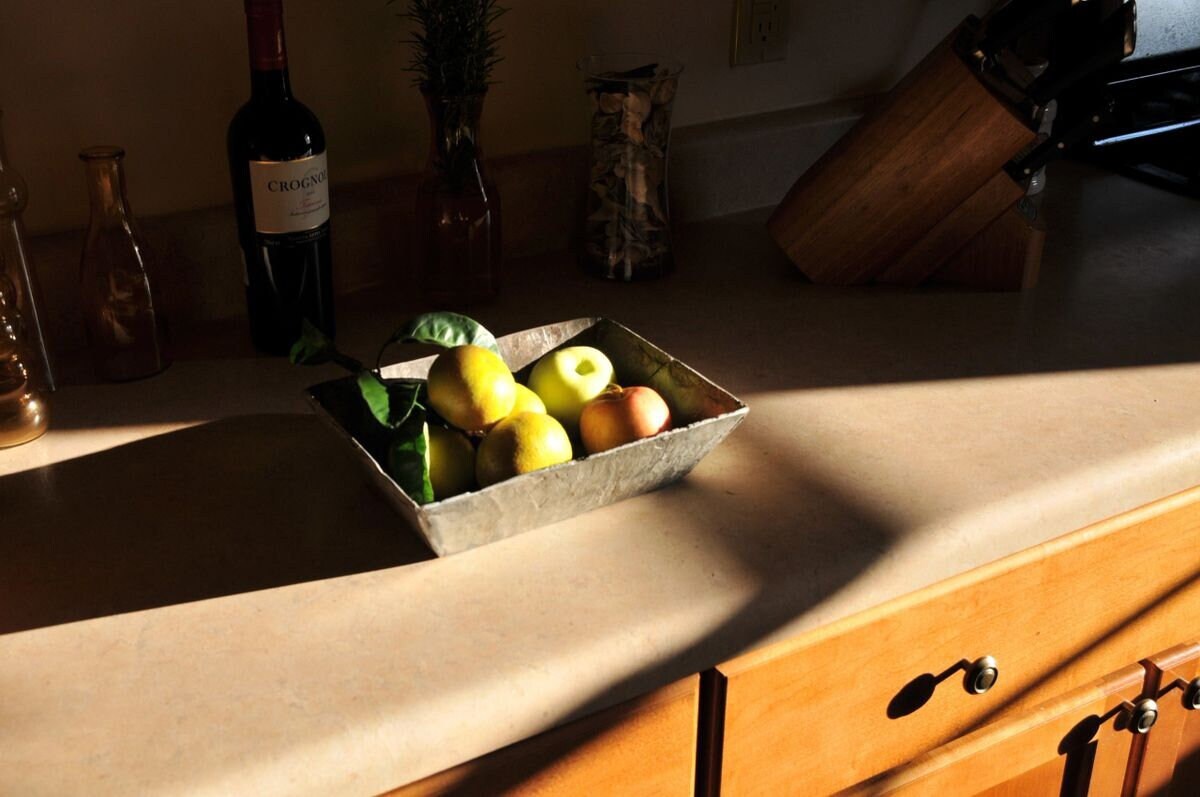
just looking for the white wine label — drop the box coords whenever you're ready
[248,152,330,234]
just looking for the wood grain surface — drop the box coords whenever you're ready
[1126,642,1200,795]
[876,171,1026,287]
[385,676,699,796]
[838,664,1145,796]
[934,201,1046,291]
[714,486,1200,795]
[767,29,1035,285]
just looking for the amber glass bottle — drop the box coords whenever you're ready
[416,91,502,305]
[79,146,171,381]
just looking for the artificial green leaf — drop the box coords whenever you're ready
[290,319,336,365]
[387,410,434,505]
[356,372,391,427]
[377,312,500,369]
[290,319,366,373]
[385,379,424,428]
[356,372,424,430]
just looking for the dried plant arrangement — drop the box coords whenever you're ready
[395,0,507,96]
[583,61,680,280]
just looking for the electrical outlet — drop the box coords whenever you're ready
[731,0,789,66]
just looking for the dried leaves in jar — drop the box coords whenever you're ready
[583,61,679,280]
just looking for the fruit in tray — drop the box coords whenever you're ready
[476,411,574,487]
[291,312,672,504]
[510,383,547,415]
[528,345,615,434]
[428,424,476,499]
[427,344,516,432]
[580,385,672,455]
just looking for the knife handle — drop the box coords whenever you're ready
[1006,105,1111,179]
[1028,1,1137,105]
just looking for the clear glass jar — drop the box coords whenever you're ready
[580,54,683,281]
[79,146,171,381]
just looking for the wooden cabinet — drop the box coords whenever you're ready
[388,488,1200,797]
[1125,643,1200,795]
[852,644,1200,797]
[838,664,1147,796]
[385,676,698,796]
[708,486,1200,795]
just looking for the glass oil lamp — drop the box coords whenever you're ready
[0,270,48,447]
[0,108,54,390]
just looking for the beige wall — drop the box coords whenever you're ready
[0,0,988,234]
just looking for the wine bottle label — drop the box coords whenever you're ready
[248,152,330,234]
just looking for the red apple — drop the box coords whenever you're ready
[579,385,672,455]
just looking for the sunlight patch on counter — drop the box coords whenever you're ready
[0,421,208,478]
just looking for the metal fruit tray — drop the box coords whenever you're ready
[307,317,748,556]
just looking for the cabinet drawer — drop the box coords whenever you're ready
[1126,641,1200,795]
[712,486,1200,796]
[386,675,698,796]
[840,663,1146,796]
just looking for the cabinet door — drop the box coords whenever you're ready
[1125,642,1200,796]
[385,676,699,796]
[713,486,1200,795]
[837,664,1146,797]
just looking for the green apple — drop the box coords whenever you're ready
[528,346,615,433]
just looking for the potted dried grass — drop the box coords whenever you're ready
[395,0,507,305]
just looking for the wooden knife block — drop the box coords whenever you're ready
[768,23,1039,289]
[935,200,1045,291]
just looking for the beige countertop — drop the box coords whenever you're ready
[2,162,1200,795]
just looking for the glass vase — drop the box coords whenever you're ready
[580,54,682,281]
[416,91,502,306]
[79,146,171,382]
[0,109,55,390]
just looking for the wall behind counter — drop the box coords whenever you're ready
[0,0,987,235]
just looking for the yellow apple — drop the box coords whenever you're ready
[528,346,614,433]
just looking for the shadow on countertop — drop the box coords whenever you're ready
[406,164,1200,794]
[38,165,1200,436]
[0,414,432,636]
[625,163,1200,396]
[5,162,1197,792]
[429,418,898,796]
[338,162,1200,407]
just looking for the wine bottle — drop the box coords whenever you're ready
[228,0,334,355]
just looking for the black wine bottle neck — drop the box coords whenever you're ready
[244,1,291,101]
[250,68,292,101]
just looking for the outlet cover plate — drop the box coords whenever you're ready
[731,0,789,66]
